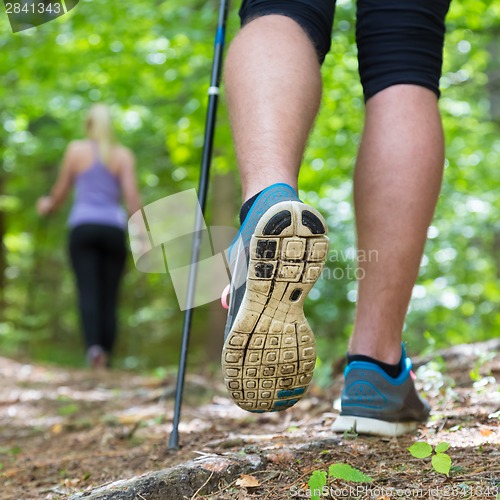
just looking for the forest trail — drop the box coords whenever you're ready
[1,340,499,499]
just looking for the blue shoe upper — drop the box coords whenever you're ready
[224,183,300,341]
[228,183,299,261]
[343,344,412,386]
[340,344,430,422]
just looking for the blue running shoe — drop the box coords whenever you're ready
[332,345,430,436]
[221,183,329,412]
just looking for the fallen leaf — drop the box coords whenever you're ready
[117,414,143,425]
[266,450,294,464]
[480,428,493,436]
[51,423,63,434]
[3,468,17,478]
[62,478,80,486]
[235,474,260,488]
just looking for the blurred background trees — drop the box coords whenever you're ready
[0,0,498,377]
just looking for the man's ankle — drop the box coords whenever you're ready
[239,183,299,224]
[240,191,262,224]
[347,353,402,378]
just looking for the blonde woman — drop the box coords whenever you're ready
[37,104,141,368]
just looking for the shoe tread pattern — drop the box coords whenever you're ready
[222,201,329,412]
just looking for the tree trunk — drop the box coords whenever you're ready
[488,37,500,124]
[488,37,500,278]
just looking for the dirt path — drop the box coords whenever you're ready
[1,341,499,499]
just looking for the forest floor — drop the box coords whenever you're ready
[1,340,499,500]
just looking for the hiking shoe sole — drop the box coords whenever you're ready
[222,200,329,412]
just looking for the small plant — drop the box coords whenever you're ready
[408,441,452,476]
[307,463,373,500]
[58,403,79,416]
[342,429,358,440]
[469,351,495,382]
[328,463,373,483]
[308,469,327,500]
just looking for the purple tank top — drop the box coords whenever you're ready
[68,143,127,229]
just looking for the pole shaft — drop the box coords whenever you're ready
[169,0,229,450]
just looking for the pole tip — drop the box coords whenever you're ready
[168,429,180,450]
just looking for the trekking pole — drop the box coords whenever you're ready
[168,0,230,450]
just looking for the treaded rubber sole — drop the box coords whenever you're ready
[331,415,420,437]
[222,201,329,412]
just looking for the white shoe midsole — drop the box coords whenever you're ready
[332,415,419,437]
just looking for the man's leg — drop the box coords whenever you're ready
[222,6,333,412]
[334,90,443,434]
[350,0,451,364]
[350,85,444,364]
[333,0,451,436]
[224,15,322,201]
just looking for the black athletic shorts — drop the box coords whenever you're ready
[239,0,452,100]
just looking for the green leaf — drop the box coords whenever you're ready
[328,463,373,483]
[432,453,452,476]
[469,368,480,382]
[308,470,327,500]
[58,403,79,416]
[408,442,433,459]
[435,442,450,453]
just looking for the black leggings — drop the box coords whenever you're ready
[69,224,126,354]
[239,0,452,100]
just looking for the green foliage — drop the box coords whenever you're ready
[408,441,452,476]
[57,403,79,416]
[0,0,499,369]
[469,351,495,382]
[435,442,450,453]
[432,453,452,476]
[7,446,21,455]
[328,463,373,483]
[408,442,433,459]
[0,0,241,368]
[307,469,327,500]
[307,462,373,497]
